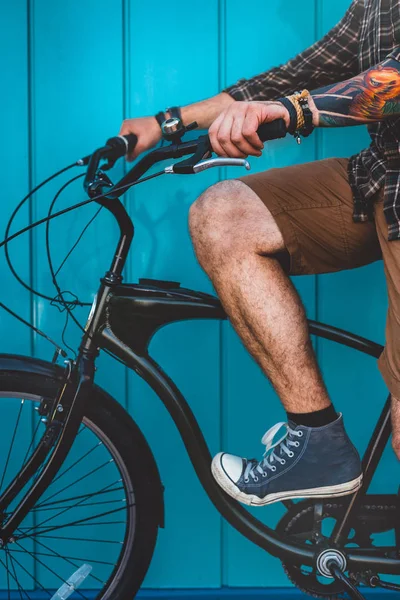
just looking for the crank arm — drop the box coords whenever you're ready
[328,562,366,600]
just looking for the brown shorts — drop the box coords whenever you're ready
[238,158,400,399]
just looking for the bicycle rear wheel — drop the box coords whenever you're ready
[0,366,162,599]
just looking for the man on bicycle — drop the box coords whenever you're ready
[120,0,400,506]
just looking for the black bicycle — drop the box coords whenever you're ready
[0,116,398,600]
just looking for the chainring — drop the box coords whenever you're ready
[276,496,398,600]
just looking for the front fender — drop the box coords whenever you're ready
[0,353,165,527]
[0,354,65,379]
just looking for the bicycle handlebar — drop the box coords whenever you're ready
[86,119,288,199]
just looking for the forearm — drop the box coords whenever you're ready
[309,57,400,127]
[173,92,235,129]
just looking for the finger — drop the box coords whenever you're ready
[209,113,226,156]
[242,109,264,149]
[230,109,262,157]
[126,142,140,162]
[216,113,247,158]
[119,120,131,136]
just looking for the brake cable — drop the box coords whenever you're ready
[6,173,87,305]
[1,163,80,356]
[0,170,165,250]
[4,163,77,281]
[1,168,165,359]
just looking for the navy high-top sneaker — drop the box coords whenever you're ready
[211,414,362,506]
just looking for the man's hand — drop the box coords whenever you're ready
[392,396,400,460]
[119,116,162,162]
[209,101,290,158]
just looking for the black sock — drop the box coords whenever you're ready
[287,404,338,428]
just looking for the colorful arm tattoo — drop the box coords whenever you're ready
[311,57,400,127]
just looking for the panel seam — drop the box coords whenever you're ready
[218,0,227,588]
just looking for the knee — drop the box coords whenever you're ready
[189,180,248,261]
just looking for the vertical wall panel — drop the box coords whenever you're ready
[30,0,127,405]
[0,3,32,354]
[1,0,398,593]
[0,0,34,589]
[125,0,223,588]
[29,0,126,587]
[222,0,318,588]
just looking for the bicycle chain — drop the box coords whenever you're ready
[277,499,398,600]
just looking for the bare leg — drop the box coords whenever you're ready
[189,180,330,414]
[392,396,400,460]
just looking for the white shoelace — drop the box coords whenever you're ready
[243,422,303,483]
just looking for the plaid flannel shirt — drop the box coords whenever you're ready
[225,0,400,241]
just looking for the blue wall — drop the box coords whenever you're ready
[1,0,398,592]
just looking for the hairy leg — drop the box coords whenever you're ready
[189,180,331,413]
[392,396,400,460]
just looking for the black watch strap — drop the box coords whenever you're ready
[155,111,166,128]
[166,106,182,121]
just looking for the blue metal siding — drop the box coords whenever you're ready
[0,0,394,591]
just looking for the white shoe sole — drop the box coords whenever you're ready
[211,452,363,507]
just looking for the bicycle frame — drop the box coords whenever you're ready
[0,157,398,580]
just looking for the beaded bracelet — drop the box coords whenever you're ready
[277,89,314,143]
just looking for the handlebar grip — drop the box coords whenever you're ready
[105,134,138,161]
[123,133,138,154]
[257,119,287,142]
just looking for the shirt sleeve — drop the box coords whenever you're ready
[387,47,400,62]
[225,0,363,102]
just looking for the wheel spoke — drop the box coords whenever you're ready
[5,549,10,600]
[37,458,114,508]
[18,521,127,537]
[31,497,125,512]
[20,534,105,586]
[11,548,116,566]
[0,551,29,600]
[47,441,103,488]
[26,478,124,536]
[6,548,52,598]
[0,389,137,598]
[34,483,124,510]
[35,534,123,545]
[17,504,130,539]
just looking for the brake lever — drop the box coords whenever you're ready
[169,135,212,174]
[165,157,251,174]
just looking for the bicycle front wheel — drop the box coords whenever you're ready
[0,366,162,599]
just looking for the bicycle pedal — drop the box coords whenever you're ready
[50,564,92,600]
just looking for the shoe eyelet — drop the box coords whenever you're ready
[294,441,300,448]
[271,466,277,472]
[281,459,286,465]
[288,451,294,458]
[253,476,259,482]
[262,471,267,477]
[297,431,304,437]
[244,478,249,483]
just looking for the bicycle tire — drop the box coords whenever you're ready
[0,366,163,599]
